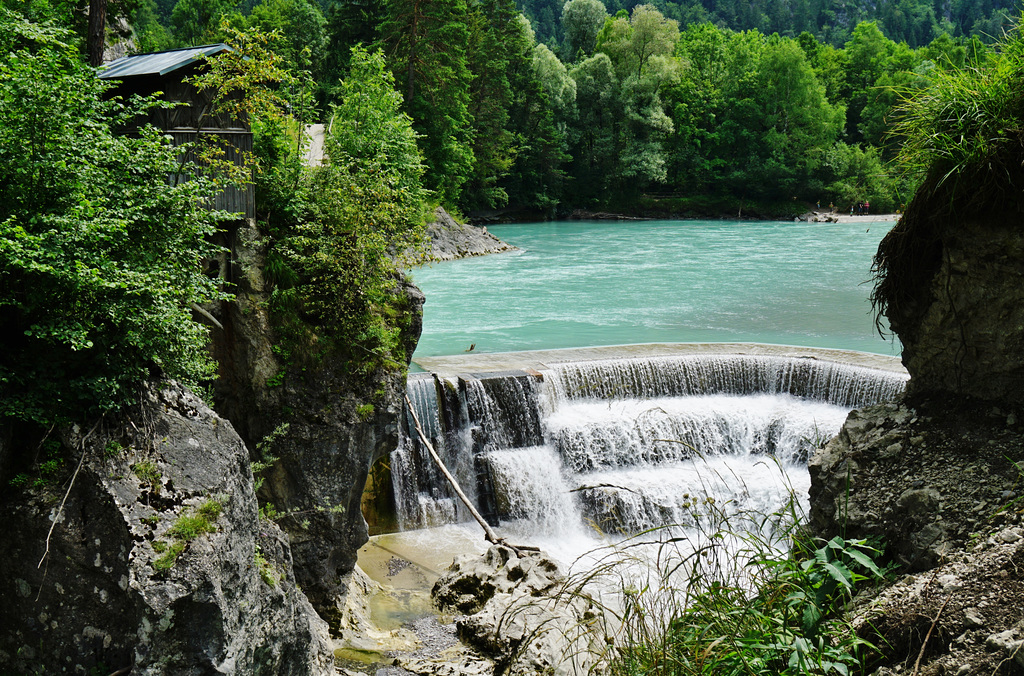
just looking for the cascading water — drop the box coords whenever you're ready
[391,353,907,559]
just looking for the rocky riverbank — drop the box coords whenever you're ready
[420,208,515,262]
[809,397,1024,675]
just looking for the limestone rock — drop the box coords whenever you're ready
[0,381,333,675]
[433,545,607,676]
[809,400,1024,572]
[209,221,424,628]
[851,527,1024,676]
[417,208,516,262]
[895,218,1024,406]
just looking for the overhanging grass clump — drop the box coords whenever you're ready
[872,14,1024,334]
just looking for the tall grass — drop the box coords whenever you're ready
[889,13,1024,202]
[550,470,888,676]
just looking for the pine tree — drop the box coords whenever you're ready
[378,0,475,205]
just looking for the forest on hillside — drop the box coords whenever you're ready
[4,0,1020,220]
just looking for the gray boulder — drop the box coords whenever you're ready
[433,545,608,676]
[0,382,333,675]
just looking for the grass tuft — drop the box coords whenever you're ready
[152,498,224,572]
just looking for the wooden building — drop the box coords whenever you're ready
[99,44,254,220]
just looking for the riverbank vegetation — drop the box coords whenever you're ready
[599,508,888,675]
[554,481,890,676]
[28,0,1017,217]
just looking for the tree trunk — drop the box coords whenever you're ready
[88,0,107,67]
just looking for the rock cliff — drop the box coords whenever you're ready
[0,382,333,675]
[209,221,424,629]
[809,177,1024,674]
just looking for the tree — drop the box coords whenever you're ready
[460,0,527,210]
[377,0,475,205]
[561,0,607,61]
[270,46,428,367]
[245,0,327,76]
[668,23,848,203]
[568,51,620,200]
[0,11,228,425]
[324,46,426,203]
[170,0,236,44]
[595,3,680,80]
[843,21,897,143]
[583,4,680,198]
[87,0,106,64]
[321,0,383,101]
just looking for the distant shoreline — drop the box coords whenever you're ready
[470,208,904,224]
[823,212,900,223]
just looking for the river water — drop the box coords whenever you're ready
[408,218,902,359]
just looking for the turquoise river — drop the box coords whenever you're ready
[408,218,902,360]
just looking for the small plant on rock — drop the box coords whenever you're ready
[254,545,281,587]
[132,461,161,489]
[152,499,224,572]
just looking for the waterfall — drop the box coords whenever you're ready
[391,353,907,536]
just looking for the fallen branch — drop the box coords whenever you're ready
[911,592,954,676]
[38,420,102,571]
[403,394,539,556]
[190,302,224,330]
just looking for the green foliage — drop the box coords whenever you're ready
[582,502,889,676]
[243,0,326,76]
[377,0,475,205]
[251,422,288,492]
[460,0,530,210]
[169,505,220,539]
[265,46,427,372]
[170,0,236,45]
[516,0,1015,49]
[152,540,185,570]
[889,14,1024,204]
[131,0,175,52]
[669,24,847,204]
[562,0,607,61]
[0,12,229,427]
[254,545,280,586]
[132,460,162,486]
[355,403,375,420]
[125,0,1014,216]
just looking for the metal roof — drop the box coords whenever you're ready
[99,44,232,79]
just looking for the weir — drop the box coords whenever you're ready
[386,344,907,538]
